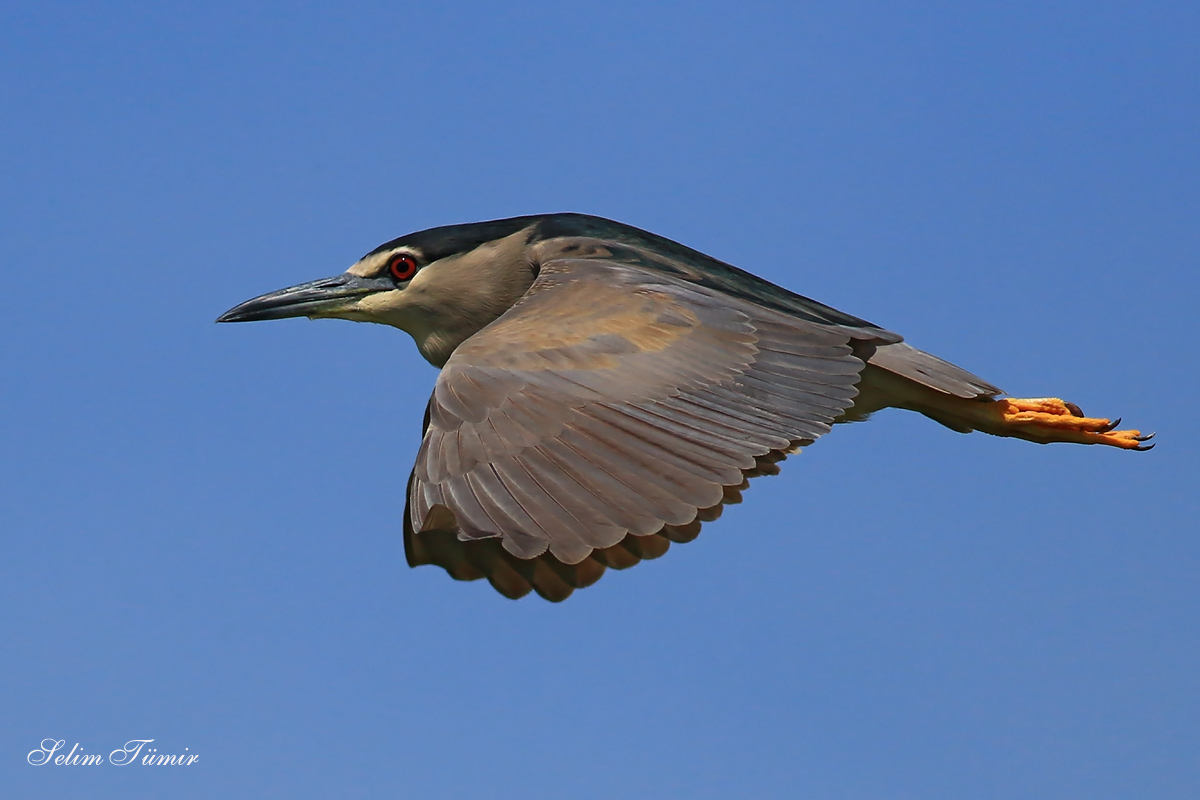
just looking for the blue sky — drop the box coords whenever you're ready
[2,2,1197,798]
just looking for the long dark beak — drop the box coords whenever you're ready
[216,273,393,323]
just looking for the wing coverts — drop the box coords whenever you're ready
[404,259,889,600]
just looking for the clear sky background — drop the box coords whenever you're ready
[2,2,1197,798]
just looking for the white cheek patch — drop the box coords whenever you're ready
[348,253,390,278]
[355,289,408,316]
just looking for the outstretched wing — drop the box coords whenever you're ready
[404,257,894,600]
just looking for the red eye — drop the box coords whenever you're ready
[388,253,418,282]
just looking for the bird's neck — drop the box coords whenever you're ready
[398,227,539,367]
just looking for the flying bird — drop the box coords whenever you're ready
[218,214,1150,601]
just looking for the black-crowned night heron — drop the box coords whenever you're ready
[218,213,1150,601]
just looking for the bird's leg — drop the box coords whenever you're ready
[979,397,1153,449]
[852,367,1153,449]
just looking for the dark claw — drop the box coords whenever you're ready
[1100,417,1122,433]
[1065,402,1084,417]
[1136,431,1156,441]
[1134,442,1156,451]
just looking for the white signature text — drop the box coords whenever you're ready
[27,739,198,766]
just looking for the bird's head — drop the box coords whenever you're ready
[217,217,545,365]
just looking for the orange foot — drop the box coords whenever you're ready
[992,397,1154,450]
